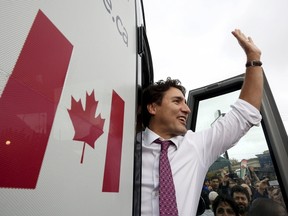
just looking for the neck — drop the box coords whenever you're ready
[148,125,174,140]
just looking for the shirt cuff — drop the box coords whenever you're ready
[231,99,262,126]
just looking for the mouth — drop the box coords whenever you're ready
[178,116,187,125]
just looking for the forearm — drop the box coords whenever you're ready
[239,66,263,110]
[231,29,264,110]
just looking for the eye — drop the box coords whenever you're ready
[217,208,224,214]
[173,99,180,104]
[227,209,235,215]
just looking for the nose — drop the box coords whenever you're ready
[182,103,191,114]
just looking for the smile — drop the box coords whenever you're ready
[178,116,187,124]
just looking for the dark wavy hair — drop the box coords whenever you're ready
[212,194,240,216]
[142,77,186,127]
[231,185,251,202]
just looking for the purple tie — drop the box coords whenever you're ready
[155,139,179,216]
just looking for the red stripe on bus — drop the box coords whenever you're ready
[0,10,73,189]
[102,90,125,192]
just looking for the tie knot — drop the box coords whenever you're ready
[154,139,173,151]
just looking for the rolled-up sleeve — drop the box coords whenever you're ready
[196,98,262,167]
[231,99,262,126]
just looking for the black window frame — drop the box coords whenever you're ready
[186,73,288,206]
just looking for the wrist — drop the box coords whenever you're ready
[246,53,261,62]
[246,60,262,68]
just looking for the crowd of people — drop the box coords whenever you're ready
[200,169,287,216]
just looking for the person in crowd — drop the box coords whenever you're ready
[209,191,219,208]
[210,176,221,193]
[231,185,251,216]
[201,179,213,213]
[252,178,269,200]
[227,178,237,197]
[220,172,231,196]
[248,198,288,216]
[212,194,240,216]
[199,190,219,216]
[240,183,253,202]
[236,178,245,186]
[210,173,230,197]
[141,29,263,216]
[269,187,287,211]
[246,166,259,186]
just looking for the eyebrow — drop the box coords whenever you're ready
[171,96,187,103]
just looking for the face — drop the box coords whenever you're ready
[148,87,191,139]
[229,180,236,189]
[216,202,236,216]
[211,179,220,190]
[255,182,260,191]
[232,192,249,214]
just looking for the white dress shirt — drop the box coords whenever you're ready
[141,99,261,216]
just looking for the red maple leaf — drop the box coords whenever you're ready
[68,90,105,163]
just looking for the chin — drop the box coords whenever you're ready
[177,128,187,135]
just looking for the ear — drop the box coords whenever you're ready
[147,103,157,115]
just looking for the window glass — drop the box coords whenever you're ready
[195,90,287,209]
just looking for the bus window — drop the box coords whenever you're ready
[187,73,288,210]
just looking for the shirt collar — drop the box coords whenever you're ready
[143,127,181,149]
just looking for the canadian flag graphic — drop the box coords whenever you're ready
[0,9,125,193]
[68,90,125,193]
[0,10,73,189]
[68,90,106,164]
[0,1,136,215]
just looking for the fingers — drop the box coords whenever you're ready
[231,29,261,59]
[232,29,250,43]
[248,36,253,43]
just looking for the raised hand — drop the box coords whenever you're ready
[232,29,261,61]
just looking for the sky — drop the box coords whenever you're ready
[143,0,288,133]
